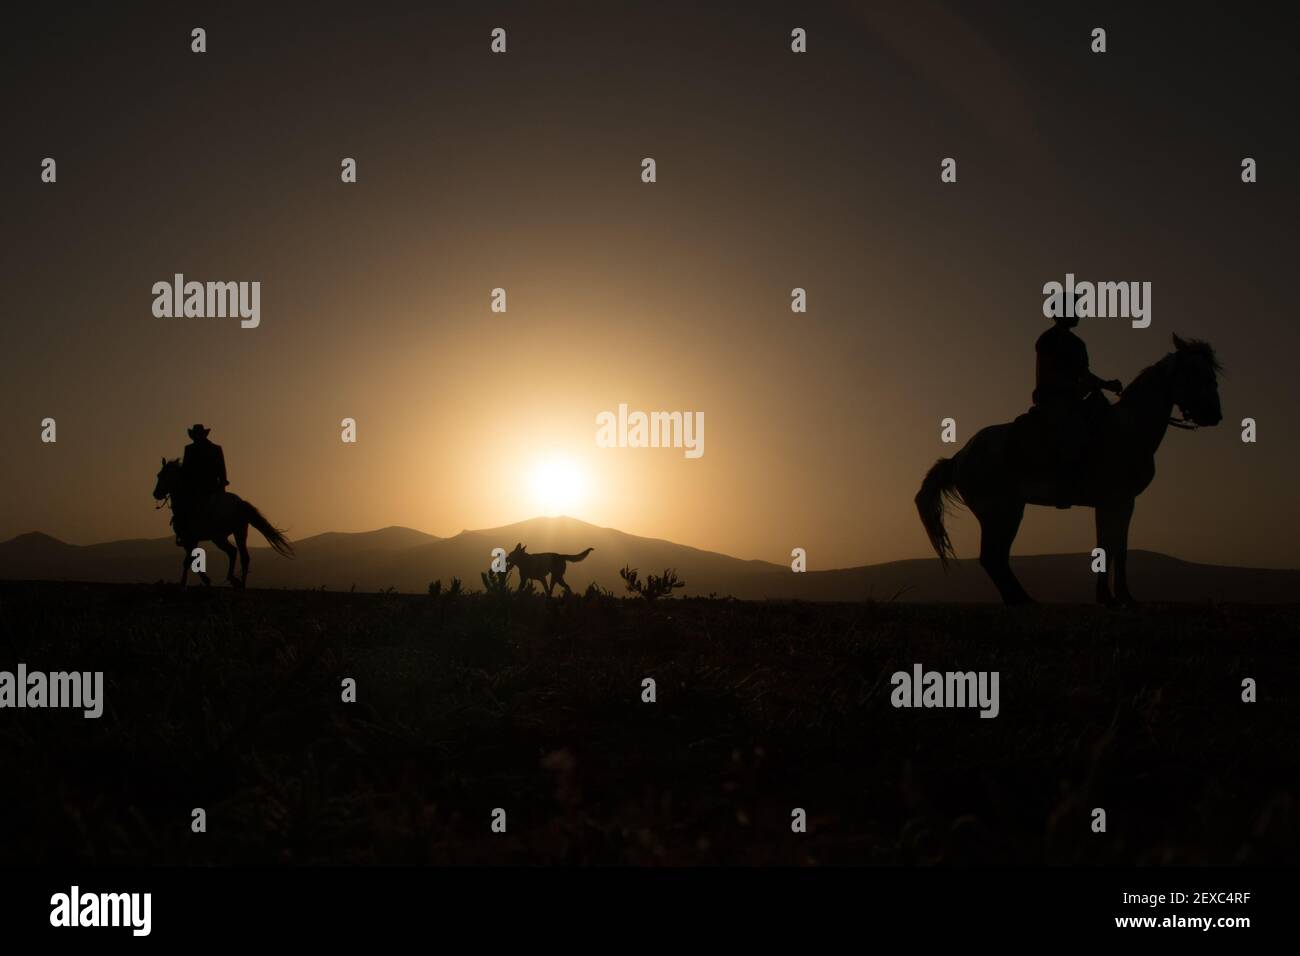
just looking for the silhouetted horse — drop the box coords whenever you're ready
[153,458,294,587]
[916,335,1222,605]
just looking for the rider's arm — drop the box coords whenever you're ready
[1076,341,1118,393]
[1083,370,1123,393]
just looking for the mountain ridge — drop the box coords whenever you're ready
[1,517,1296,602]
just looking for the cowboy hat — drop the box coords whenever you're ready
[187,424,211,439]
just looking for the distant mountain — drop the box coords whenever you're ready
[1,517,1296,602]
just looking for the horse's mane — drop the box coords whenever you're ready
[1178,337,1224,374]
[1126,337,1222,394]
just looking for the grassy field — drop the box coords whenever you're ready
[0,580,1296,865]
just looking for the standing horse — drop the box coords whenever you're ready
[915,334,1222,605]
[153,458,294,587]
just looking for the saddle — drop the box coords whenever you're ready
[171,490,225,543]
[1010,395,1112,506]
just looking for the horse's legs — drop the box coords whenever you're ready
[1093,506,1113,605]
[1094,503,1128,606]
[1110,498,1137,606]
[179,540,212,586]
[976,499,1033,605]
[234,523,250,588]
[214,536,238,586]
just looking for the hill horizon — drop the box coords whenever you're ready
[3,515,1297,603]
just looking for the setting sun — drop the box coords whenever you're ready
[528,456,587,516]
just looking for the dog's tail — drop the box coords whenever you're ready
[562,547,594,562]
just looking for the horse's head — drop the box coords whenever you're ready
[153,457,182,501]
[506,542,526,568]
[1168,334,1223,427]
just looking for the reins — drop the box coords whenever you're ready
[1157,353,1201,430]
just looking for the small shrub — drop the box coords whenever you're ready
[481,569,512,596]
[619,565,686,602]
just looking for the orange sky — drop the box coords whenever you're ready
[2,2,1297,570]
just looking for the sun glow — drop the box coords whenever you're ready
[528,456,587,516]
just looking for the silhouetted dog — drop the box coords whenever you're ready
[506,543,594,596]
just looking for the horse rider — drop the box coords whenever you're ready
[174,424,229,543]
[1032,295,1123,507]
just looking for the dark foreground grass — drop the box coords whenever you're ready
[0,580,1296,865]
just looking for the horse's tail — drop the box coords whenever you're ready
[915,457,961,569]
[561,547,594,562]
[243,501,295,557]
